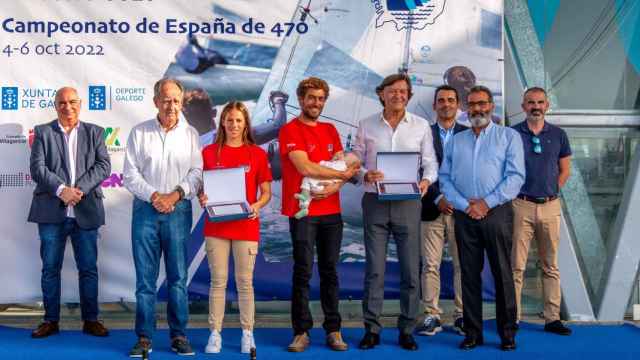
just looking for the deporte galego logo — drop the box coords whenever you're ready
[89,85,106,110]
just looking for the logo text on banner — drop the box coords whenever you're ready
[374,0,447,31]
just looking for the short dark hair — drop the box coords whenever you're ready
[433,85,459,104]
[375,73,413,106]
[523,86,547,98]
[296,77,330,99]
[467,85,493,103]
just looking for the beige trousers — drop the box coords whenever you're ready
[511,198,562,323]
[420,214,463,317]
[205,236,258,331]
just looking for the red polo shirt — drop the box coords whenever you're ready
[278,118,343,217]
[202,143,272,241]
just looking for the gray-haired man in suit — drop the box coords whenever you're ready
[28,87,111,338]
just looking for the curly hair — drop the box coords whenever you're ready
[296,77,330,99]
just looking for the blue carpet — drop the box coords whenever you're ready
[1,322,639,359]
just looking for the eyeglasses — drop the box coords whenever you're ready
[468,100,491,108]
[532,136,542,154]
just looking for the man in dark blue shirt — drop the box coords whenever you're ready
[512,87,572,336]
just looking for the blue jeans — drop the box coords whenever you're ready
[38,218,99,322]
[132,198,192,339]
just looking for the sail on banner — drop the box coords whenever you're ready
[0,0,502,302]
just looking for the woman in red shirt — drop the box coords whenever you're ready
[198,101,272,354]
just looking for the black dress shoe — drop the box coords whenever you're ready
[459,336,483,350]
[358,332,380,350]
[398,333,418,351]
[544,320,572,335]
[31,321,59,338]
[500,337,516,351]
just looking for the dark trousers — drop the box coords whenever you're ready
[38,218,99,322]
[454,202,517,341]
[361,193,421,335]
[289,214,343,335]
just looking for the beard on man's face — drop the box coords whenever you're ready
[302,108,321,120]
[469,111,490,127]
[528,109,544,119]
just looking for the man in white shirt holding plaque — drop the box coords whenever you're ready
[124,78,203,357]
[353,73,438,351]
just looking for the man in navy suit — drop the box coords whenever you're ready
[417,85,468,337]
[28,87,111,338]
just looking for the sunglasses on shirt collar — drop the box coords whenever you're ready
[531,136,542,154]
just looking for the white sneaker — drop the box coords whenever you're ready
[240,329,256,354]
[205,330,222,353]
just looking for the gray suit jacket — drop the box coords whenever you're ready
[28,120,111,229]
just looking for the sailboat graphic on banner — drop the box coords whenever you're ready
[158,0,503,302]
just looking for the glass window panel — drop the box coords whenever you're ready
[515,125,639,310]
[561,127,640,295]
[532,0,640,110]
[627,277,640,318]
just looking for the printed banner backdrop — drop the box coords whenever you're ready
[0,0,503,303]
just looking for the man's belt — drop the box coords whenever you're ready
[517,194,558,204]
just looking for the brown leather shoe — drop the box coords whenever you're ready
[326,331,348,351]
[287,333,310,352]
[31,321,59,338]
[83,320,109,337]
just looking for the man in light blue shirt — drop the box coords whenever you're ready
[439,85,525,351]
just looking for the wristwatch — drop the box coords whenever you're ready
[174,185,185,200]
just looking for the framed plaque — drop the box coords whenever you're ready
[375,152,421,201]
[203,167,251,222]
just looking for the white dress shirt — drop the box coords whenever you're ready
[55,120,79,218]
[353,111,438,193]
[124,115,203,202]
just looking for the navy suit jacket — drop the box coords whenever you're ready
[28,120,111,229]
[421,122,468,221]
